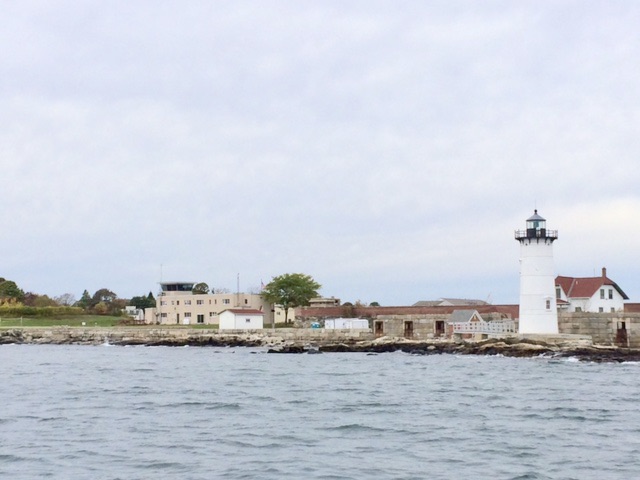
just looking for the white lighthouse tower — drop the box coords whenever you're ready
[515,210,559,334]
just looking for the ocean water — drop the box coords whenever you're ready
[1,345,639,480]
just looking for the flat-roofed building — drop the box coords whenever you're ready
[147,282,273,326]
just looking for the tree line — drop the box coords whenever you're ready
[0,277,155,316]
[0,273,370,322]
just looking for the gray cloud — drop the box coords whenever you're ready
[2,1,639,305]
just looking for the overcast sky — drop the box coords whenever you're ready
[2,1,640,306]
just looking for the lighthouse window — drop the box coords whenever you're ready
[546,299,550,310]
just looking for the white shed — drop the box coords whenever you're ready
[219,309,264,330]
[324,318,369,329]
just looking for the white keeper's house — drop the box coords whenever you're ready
[555,267,629,313]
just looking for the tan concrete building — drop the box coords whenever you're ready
[145,282,274,326]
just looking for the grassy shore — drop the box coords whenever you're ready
[0,316,294,329]
[0,315,132,328]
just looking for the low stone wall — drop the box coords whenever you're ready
[0,327,374,347]
[373,314,446,339]
[558,312,640,348]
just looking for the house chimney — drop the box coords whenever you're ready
[602,267,607,278]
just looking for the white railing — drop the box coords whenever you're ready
[452,321,516,334]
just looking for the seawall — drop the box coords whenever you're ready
[0,327,373,347]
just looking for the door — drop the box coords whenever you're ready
[616,321,628,347]
[404,321,414,339]
[374,321,384,337]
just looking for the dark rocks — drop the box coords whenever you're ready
[267,345,306,354]
[0,329,24,344]
[555,347,640,363]
[2,328,639,362]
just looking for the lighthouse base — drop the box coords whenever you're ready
[518,314,559,335]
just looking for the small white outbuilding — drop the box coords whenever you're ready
[324,318,370,330]
[219,309,264,330]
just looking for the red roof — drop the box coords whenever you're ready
[556,268,629,300]
[624,303,640,313]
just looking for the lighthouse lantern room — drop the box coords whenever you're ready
[515,210,559,334]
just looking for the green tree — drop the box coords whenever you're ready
[91,288,116,307]
[261,273,321,324]
[76,290,92,310]
[90,288,118,315]
[192,282,209,295]
[94,301,109,315]
[130,291,156,310]
[0,280,25,303]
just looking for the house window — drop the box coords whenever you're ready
[197,300,204,305]
[176,301,180,305]
[197,314,204,324]
[209,312,216,317]
[246,318,251,323]
[160,301,167,306]
[598,307,604,313]
[185,300,191,305]
[609,289,613,299]
[555,287,561,299]
[546,299,551,310]
[244,299,248,305]
[223,299,230,305]
[600,289,605,299]
[161,313,167,318]
[184,312,191,317]
[575,307,582,312]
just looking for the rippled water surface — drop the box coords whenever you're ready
[1,345,639,479]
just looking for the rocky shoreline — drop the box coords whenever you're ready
[1,327,638,362]
[272,339,640,363]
